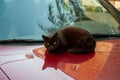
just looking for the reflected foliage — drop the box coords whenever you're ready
[39,0,120,34]
[38,23,59,34]
[39,0,90,34]
[84,6,103,12]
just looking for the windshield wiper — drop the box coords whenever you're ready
[0,34,120,44]
[0,39,44,44]
[92,34,120,40]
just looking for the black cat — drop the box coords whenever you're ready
[42,26,96,54]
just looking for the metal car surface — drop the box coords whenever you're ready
[0,38,120,80]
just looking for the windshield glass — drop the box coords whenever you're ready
[0,0,120,40]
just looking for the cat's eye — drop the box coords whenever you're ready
[47,42,50,46]
[53,41,57,45]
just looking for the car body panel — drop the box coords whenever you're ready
[0,46,73,80]
[0,39,120,80]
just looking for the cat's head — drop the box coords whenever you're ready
[42,33,61,54]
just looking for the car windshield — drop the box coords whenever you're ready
[0,0,120,41]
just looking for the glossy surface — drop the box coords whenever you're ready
[33,39,120,80]
[0,39,120,80]
[0,46,73,80]
[0,0,119,40]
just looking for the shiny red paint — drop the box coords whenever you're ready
[33,39,120,80]
[0,46,73,80]
[0,39,120,80]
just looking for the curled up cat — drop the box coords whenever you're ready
[42,26,96,54]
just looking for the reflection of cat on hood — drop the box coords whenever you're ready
[42,26,96,54]
[42,51,95,70]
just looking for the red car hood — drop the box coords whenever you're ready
[0,46,73,80]
[0,39,120,80]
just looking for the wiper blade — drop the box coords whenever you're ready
[0,34,120,44]
[0,39,43,44]
[92,34,120,40]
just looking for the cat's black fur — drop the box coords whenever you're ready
[42,26,96,54]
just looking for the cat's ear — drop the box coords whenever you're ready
[42,35,49,41]
[53,33,58,38]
